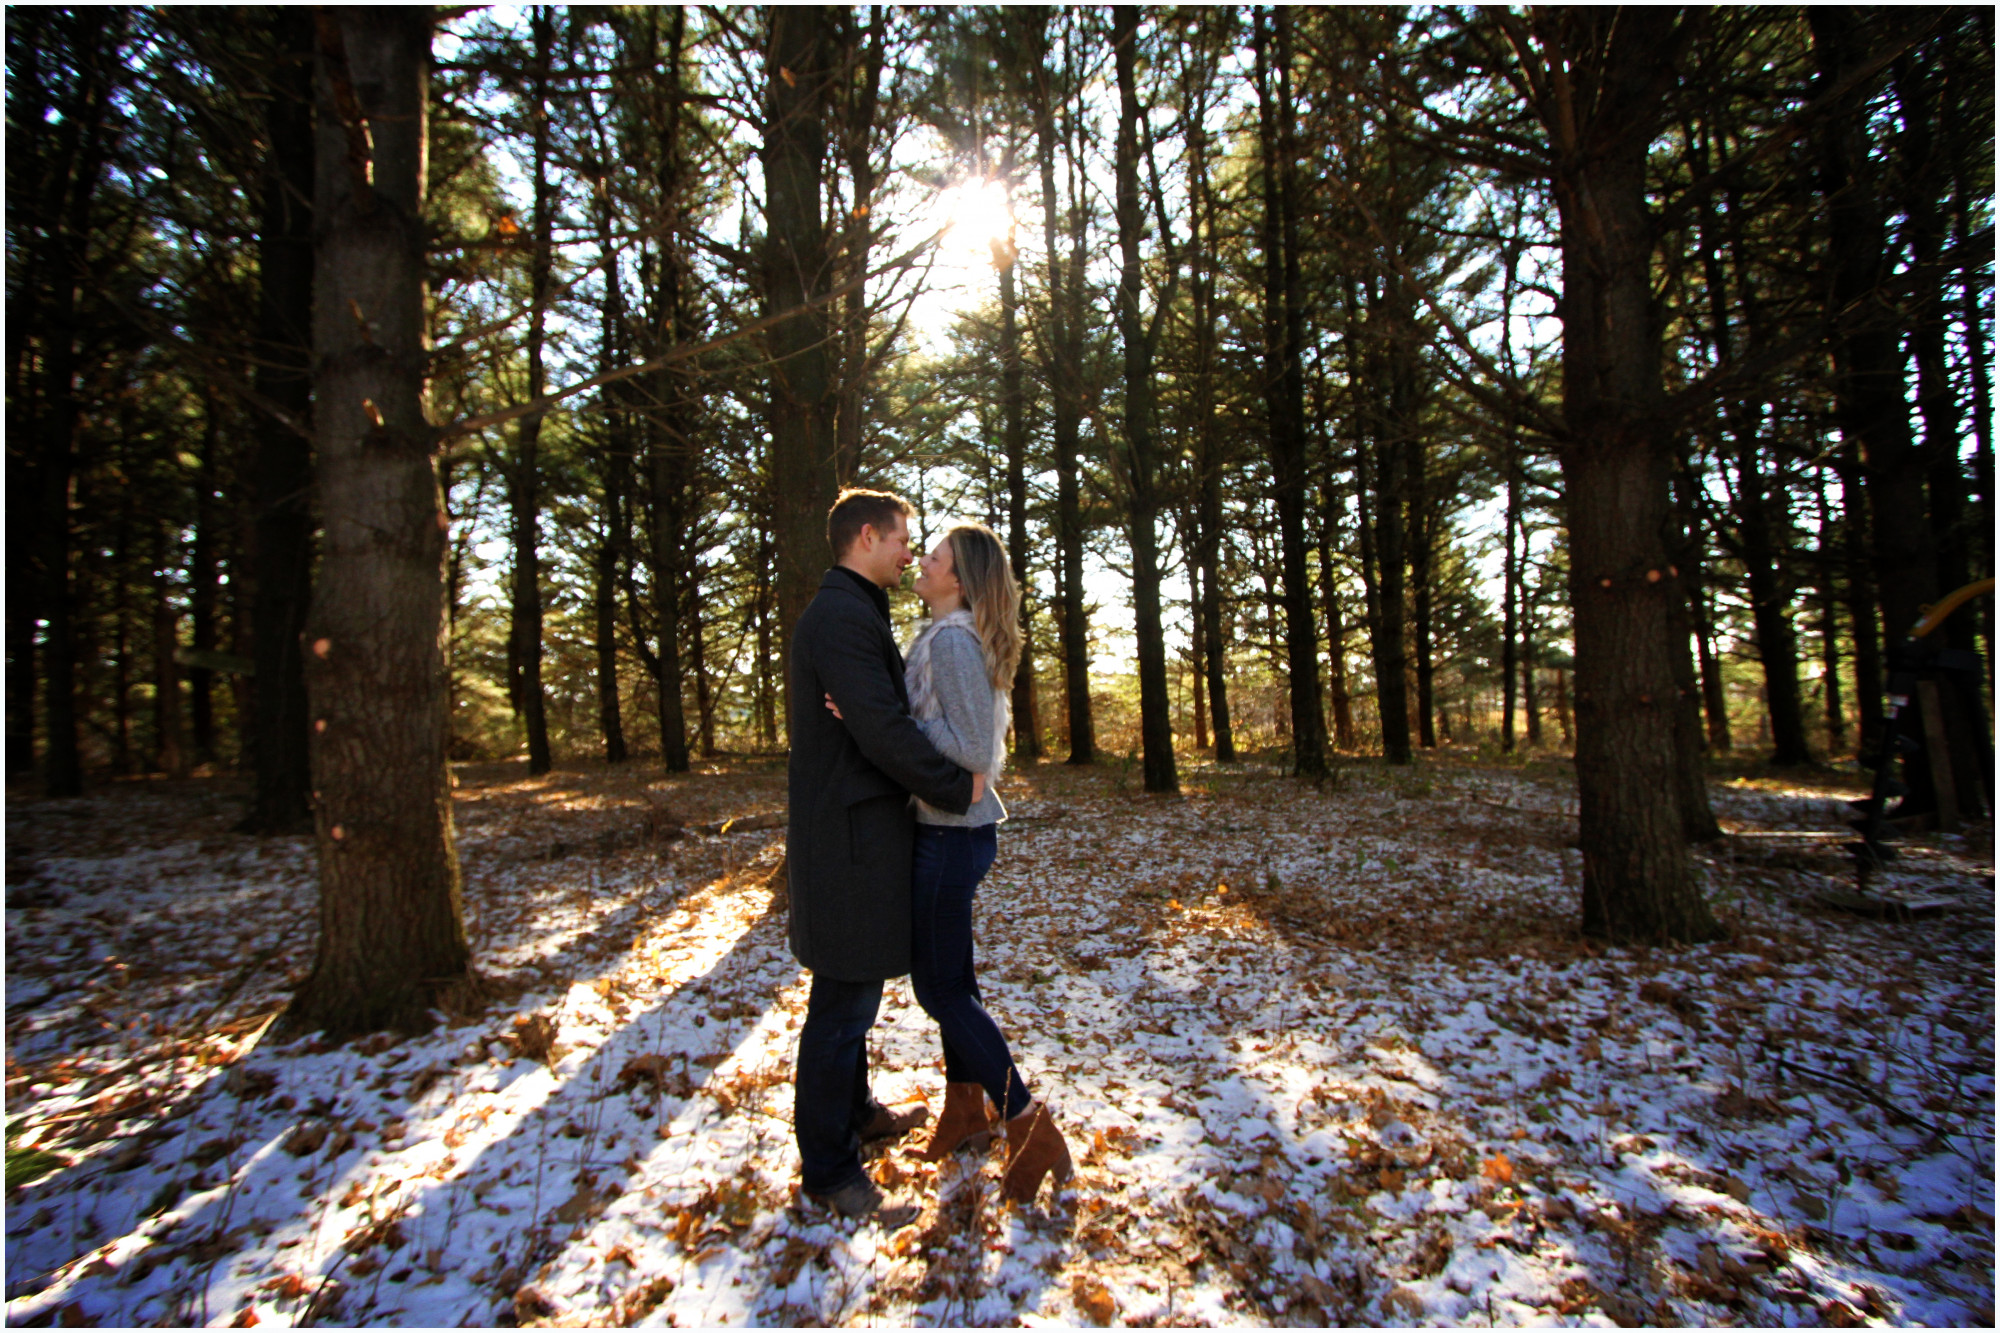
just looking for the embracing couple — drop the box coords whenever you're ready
[785,488,1072,1224]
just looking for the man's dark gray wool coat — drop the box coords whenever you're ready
[786,568,974,982]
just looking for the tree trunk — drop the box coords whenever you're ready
[1318,475,1355,750]
[765,5,840,691]
[1812,10,1939,644]
[506,6,554,776]
[832,8,884,487]
[1897,46,1978,659]
[690,583,716,758]
[1690,566,1731,752]
[1112,9,1176,794]
[1520,588,1542,747]
[1662,525,1722,842]
[1409,443,1436,749]
[1836,459,1886,744]
[1190,123,1234,764]
[188,397,220,765]
[1696,154,1810,767]
[1814,474,1848,755]
[3,11,53,778]
[151,526,187,778]
[590,135,632,766]
[1253,8,1326,778]
[242,5,318,832]
[1732,428,1812,765]
[28,11,118,798]
[1501,466,1520,752]
[996,211,1041,759]
[754,518,779,747]
[1538,10,1715,942]
[1034,16,1094,765]
[111,526,133,776]
[1371,418,1412,765]
[594,514,627,763]
[290,5,471,1038]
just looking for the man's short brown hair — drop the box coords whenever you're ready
[827,488,915,559]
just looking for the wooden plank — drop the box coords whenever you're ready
[1915,679,1961,833]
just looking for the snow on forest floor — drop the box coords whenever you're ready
[5,755,1993,1327]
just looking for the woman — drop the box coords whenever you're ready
[895,522,1072,1203]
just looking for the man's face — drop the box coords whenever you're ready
[855,514,913,588]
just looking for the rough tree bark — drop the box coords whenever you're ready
[765,5,841,681]
[289,5,472,1038]
[1532,8,1718,942]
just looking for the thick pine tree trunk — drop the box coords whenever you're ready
[1540,9,1715,942]
[242,5,318,833]
[289,6,472,1038]
[1112,10,1176,794]
[765,5,840,682]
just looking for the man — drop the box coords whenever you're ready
[786,488,983,1221]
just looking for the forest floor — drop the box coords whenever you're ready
[4,752,1993,1328]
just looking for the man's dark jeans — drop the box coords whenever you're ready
[910,823,1031,1121]
[794,974,887,1195]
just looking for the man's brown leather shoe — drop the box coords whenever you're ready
[804,1177,920,1227]
[859,1101,930,1143]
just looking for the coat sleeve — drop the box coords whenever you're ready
[915,627,997,774]
[818,607,975,814]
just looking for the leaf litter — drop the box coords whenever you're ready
[4,757,1991,1326]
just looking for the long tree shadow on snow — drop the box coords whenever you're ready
[5,835,800,1326]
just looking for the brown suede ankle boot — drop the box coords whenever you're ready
[1000,1101,1073,1203]
[919,1082,994,1161]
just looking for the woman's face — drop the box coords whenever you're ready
[913,537,960,609]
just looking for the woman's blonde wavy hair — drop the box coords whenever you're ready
[943,522,1021,691]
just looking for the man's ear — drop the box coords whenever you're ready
[855,523,878,553]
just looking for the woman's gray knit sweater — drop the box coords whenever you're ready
[908,623,1007,827]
